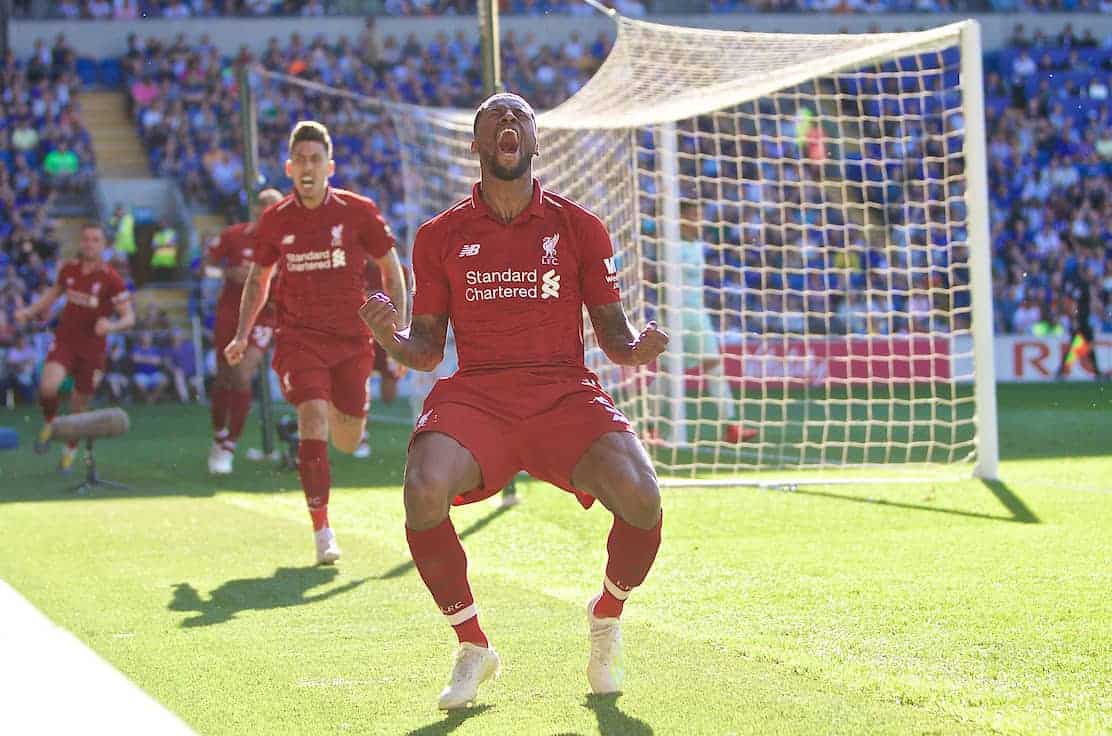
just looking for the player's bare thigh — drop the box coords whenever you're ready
[572,431,661,530]
[329,403,365,454]
[39,361,68,397]
[223,344,265,392]
[404,433,483,531]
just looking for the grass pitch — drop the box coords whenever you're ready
[0,383,1109,735]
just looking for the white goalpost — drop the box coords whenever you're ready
[254,15,998,485]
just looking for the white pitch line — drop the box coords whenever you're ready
[0,580,195,735]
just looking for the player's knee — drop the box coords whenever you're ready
[612,467,661,530]
[403,465,453,527]
[332,432,361,455]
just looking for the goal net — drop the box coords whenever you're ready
[254,17,998,484]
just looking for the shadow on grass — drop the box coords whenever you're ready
[378,505,515,580]
[788,477,1039,524]
[168,566,367,627]
[982,478,1040,523]
[405,704,493,736]
[583,693,653,736]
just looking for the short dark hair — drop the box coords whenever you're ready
[288,121,333,159]
[81,222,107,237]
[473,92,534,137]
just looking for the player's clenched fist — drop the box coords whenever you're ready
[631,321,669,366]
[359,292,398,340]
[224,337,248,366]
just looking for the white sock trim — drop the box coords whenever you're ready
[603,576,631,601]
[445,603,478,627]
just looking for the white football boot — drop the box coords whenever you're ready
[586,594,625,694]
[437,642,500,710]
[314,527,341,565]
[208,443,233,474]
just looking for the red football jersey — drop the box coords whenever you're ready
[255,187,398,338]
[53,260,129,355]
[412,180,620,375]
[207,222,255,315]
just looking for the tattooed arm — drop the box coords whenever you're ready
[359,299,447,372]
[587,302,669,367]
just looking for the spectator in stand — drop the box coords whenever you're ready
[43,141,82,191]
[130,331,169,404]
[1,333,38,405]
[102,336,132,403]
[150,221,179,281]
[167,327,201,403]
[109,204,138,268]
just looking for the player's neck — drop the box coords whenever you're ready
[298,186,328,210]
[478,175,533,224]
[78,257,100,273]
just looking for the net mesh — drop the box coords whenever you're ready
[255,17,988,479]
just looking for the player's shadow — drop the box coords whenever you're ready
[783,477,1039,524]
[168,566,367,628]
[405,704,493,736]
[377,504,515,580]
[584,693,653,736]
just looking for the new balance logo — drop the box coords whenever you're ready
[459,243,481,258]
[541,269,561,299]
[281,235,295,246]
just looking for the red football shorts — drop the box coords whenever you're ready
[45,341,105,395]
[411,370,634,508]
[272,328,374,417]
[373,340,402,380]
[214,308,273,367]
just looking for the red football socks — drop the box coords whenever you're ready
[406,517,489,648]
[298,439,330,531]
[210,387,228,436]
[39,395,59,424]
[225,390,252,446]
[592,512,663,620]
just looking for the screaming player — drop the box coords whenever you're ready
[226,121,407,564]
[360,93,667,708]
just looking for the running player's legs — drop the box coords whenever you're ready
[68,352,104,416]
[210,317,264,464]
[274,335,343,558]
[37,345,73,450]
[327,349,373,454]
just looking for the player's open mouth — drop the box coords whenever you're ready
[299,176,314,187]
[497,128,520,155]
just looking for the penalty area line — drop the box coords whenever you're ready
[0,579,195,735]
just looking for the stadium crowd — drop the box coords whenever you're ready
[120,24,1111,339]
[3,20,1111,403]
[15,0,1112,19]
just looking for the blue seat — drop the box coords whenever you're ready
[99,59,123,89]
[76,57,98,87]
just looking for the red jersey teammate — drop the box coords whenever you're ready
[205,188,283,475]
[360,93,668,709]
[15,223,136,470]
[225,121,407,565]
